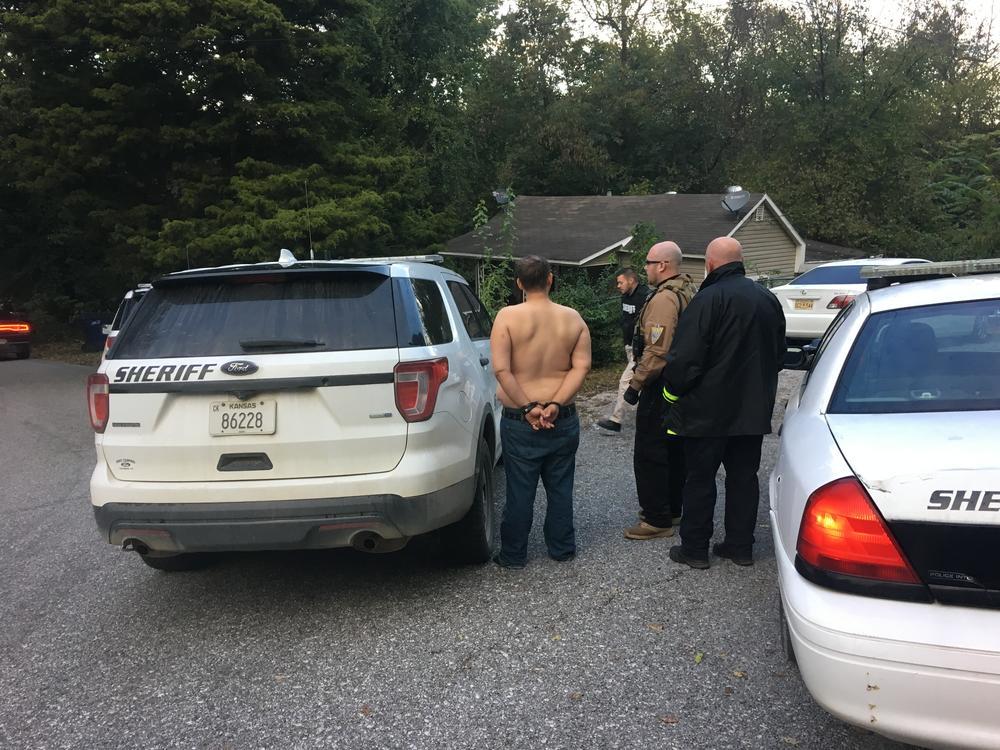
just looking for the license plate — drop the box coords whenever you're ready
[794,299,813,310]
[209,399,276,436]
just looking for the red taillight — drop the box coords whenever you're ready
[104,334,116,352]
[394,358,448,422]
[827,295,855,309]
[796,477,920,583]
[87,373,110,433]
[0,322,30,333]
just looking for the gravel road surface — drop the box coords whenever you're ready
[0,360,908,749]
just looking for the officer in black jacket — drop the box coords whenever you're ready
[597,269,649,432]
[660,237,785,569]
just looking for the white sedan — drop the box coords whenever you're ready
[771,258,929,343]
[771,259,1000,749]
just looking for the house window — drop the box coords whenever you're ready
[754,206,766,222]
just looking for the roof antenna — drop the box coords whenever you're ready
[304,179,315,260]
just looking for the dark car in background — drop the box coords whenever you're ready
[0,307,32,359]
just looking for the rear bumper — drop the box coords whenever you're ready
[772,514,1000,749]
[0,334,30,352]
[94,476,474,553]
[783,311,834,341]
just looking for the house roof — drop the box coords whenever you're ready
[444,193,766,265]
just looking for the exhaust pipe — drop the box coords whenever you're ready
[122,538,150,555]
[350,531,408,554]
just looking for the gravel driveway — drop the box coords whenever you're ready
[0,361,908,749]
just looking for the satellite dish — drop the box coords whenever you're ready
[278,248,298,267]
[721,185,750,214]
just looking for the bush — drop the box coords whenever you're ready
[551,267,621,367]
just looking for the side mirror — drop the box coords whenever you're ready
[784,341,818,371]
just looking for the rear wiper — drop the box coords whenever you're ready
[239,338,325,350]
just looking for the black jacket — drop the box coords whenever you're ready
[620,283,650,345]
[662,262,785,437]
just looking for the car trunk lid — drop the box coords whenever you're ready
[827,412,1000,607]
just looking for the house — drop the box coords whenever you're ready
[443,192,806,283]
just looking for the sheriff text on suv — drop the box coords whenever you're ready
[87,253,501,570]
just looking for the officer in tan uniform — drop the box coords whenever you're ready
[621,241,698,540]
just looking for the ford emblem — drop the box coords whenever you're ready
[222,360,259,376]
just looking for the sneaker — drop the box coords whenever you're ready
[712,542,753,567]
[668,545,710,569]
[492,554,526,570]
[624,521,674,540]
[596,418,621,433]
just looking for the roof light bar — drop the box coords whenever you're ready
[860,258,1000,279]
[862,257,1000,291]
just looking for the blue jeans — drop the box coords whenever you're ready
[499,413,580,564]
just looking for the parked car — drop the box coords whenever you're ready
[88,253,501,570]
[0,307,32,359]
[771,258,930,344]
[101,283,151,359]
[772,258,1000,749]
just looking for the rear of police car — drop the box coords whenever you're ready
[88,260,482,569]
[772,260,1000,749]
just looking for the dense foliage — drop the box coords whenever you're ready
[2,0,997,330]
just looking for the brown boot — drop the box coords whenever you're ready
[624,521,674,540]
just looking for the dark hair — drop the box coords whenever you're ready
[515,255,551,292]
[615,268,639,281]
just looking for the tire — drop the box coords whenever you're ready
[778,597,797,665]
[443,436,496,564]
[15,344,29,360]
[139,552,214,572]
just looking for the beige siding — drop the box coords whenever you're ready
[734,204,800,278]
[680,257,705,281]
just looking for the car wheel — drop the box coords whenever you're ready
[15,345,29,360]
[443,435,495,564]
[139,552,214,572]
[778,597,797,665]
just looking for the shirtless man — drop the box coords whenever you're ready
[490,255,592,568]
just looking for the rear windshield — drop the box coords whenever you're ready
[112,272,397,358]
[788,265,865,285]
[829,298,1000,413]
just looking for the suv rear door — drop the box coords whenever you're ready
[101,267,406,482]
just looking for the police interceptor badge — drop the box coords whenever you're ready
[650,325,664,345]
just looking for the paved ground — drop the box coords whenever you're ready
[0,359,909,749]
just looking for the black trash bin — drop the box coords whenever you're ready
[79,313,112,352]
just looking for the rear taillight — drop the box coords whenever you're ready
[0,322,30,333]
[394,358,448,422]
[796,477,919,583]
[827,295,855,309]
[104,334,116,353]
[87,373,110,433]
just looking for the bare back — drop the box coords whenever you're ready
[491,298,592,408]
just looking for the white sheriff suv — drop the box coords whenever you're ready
[772,258,1000,748]
[88,253,501,570]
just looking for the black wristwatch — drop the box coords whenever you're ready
[519,401,539,415]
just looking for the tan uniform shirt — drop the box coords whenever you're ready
[630,274,697,391]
